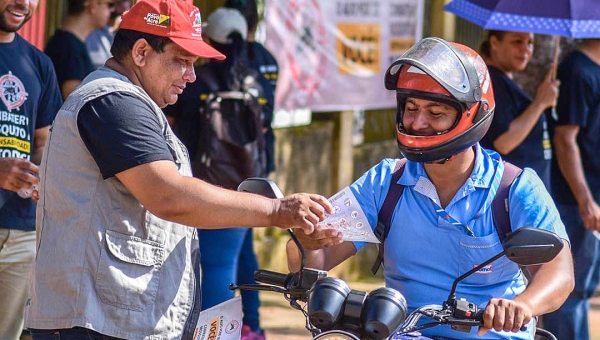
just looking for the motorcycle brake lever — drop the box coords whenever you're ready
[229,283,289,295]
[447,316,528,332]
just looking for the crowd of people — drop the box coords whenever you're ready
[0,0,599,339]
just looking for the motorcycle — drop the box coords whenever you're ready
[232,178,563,340]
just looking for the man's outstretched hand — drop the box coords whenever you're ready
[273,193,334,234]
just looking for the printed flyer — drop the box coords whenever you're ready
[319,186,379,243]
[193,297,242,340]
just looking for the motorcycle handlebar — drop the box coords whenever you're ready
[254,269,292,287]
[474,309,484,322]
[472,308,526,332]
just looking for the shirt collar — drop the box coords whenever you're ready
[398,143,501,191]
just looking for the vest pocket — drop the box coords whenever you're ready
[95,230,165,311]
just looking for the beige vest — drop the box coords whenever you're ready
[26,67,199,340]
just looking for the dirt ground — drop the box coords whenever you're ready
[259,280,600,340]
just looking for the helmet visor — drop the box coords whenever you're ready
[400,38,470,94]
[386,37,482,105]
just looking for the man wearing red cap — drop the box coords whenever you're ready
[23,0,333,339]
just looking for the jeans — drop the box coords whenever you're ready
[543,203,600,340]
[199,227,248,309]
[0,228,36,340]
[30,327,124,340]
[237,228,261,331]
[199,228,263,331]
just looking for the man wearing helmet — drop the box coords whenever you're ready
[287,37,574,339]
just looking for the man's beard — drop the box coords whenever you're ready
[0,8,32,33]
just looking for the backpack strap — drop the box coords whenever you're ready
[371,158,407,275]
[491,162,523,243]
[371,159,522,275]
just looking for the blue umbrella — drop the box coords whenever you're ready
[444,0,600,38]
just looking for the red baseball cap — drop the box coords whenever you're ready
[119,0,225,60]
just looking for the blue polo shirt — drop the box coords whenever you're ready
[351,144,567,339]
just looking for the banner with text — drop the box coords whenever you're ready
[265,0,423,111]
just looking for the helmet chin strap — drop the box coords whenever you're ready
[427,154,457,164]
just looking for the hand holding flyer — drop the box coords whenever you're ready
[318,187,379,243]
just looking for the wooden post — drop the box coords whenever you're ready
[315,111,355,194]
[337,110,355,192]
[430,0,456,42]
[20,0,47,49]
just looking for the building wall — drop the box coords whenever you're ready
[19,0,47,49]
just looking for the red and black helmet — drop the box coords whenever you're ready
[384,37,495,163]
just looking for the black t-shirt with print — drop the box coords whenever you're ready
[0,34,62,231]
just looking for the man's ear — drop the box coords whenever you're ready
[87,0,99,15]
[131,39,151,66]
[489,35,500,51]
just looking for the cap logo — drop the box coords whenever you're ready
[143,12,170,27]
[191,10,202,36]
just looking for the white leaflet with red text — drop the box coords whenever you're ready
[193,296,242,340]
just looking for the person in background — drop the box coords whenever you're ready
[543,38,600,340]
[86,0,132,69]
[478,30,559,190]
[164,8,273,340]
[24,0,332,339]
[45,0,113,99]
[0,0,62,339]
[224,1,279,338]
[286,37,574,340]
[225,0,279,173]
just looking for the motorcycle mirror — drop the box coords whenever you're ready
[502,227,564,266]
[238,178,307,270]
[238,177,284,199]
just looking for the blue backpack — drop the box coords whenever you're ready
[371,158,523,274]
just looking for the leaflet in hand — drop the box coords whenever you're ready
[193,296,242,340]
[318,186,379,243]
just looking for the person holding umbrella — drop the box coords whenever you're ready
[478,30,560,190]
[543,38,600,340]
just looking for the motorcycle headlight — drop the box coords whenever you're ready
[361,287,407,340]
[313,330,361,340]
[308,277,351,331]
